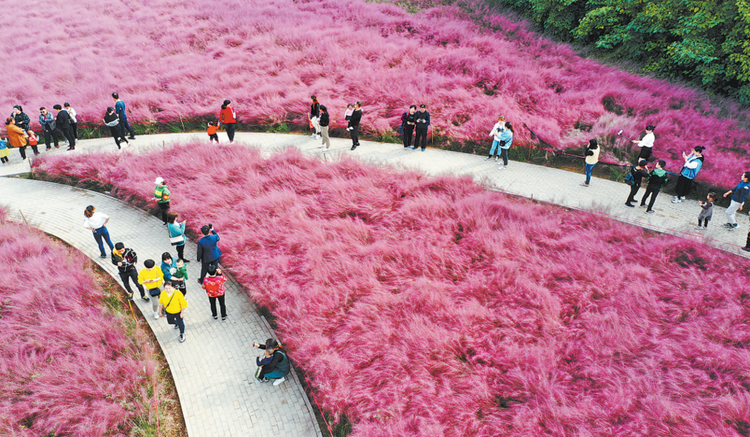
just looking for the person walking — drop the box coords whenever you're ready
[485,115,506,161]
[348,102,362,150]
[167,212,188,262]
[625,160,649,207]
[202,266,228,320]
[722,172,750,231]
[580,139,600,187]
[159,281,188,343]
[631,125,655,162]
[695,192,716,230]
[318,105,331,151]
[112,242,148,301]
[112,92,136,140]
[64,103,78,140]
[640,160,669,213]
[672,146,705,203]
[53,104,75,151]
[154,177,171,225]
[5,118,28,160]
[309,95,321,139]
[83,205,114,258]
[103,107,129,149]
[39,107,59,150]
[11,106,30,132]
[139,259,165,319]
[218,100,237,143]
[252,339,290,385]
[413,104,430,151]
[401,105,417,150]
[197,224,221,284]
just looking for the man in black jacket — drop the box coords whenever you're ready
[625,160,649,207]
[413,104,430,151]
[402,105,417,150]
[348,102,362,150]
[112,242,148,301]
[53,104,75,150]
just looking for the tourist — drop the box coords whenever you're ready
[344,103,354,122]
[172,259,188,297]
[631,125,655,162]
[625,160,649,207]
[309,95,321,139]
[161,252,175,285]
[348,102,362,150]
[413,104,430,151]
[252,339,290,386]
[485,115,506,161]
[11,105,30,131]
[64,103,78,139]
[722,172,750,231]
[218,99,237,143]
[154,177,171,225]
[401,105,417,150]
[52,104,75,151]
[640,160,668,214]
[159,281,188,343]
[580,139,599,187]
[26,130,40,156]
[202,266,227,320]
[112,242,147,301]
[695,192,716,230]
[5,118,28,160]
[497,122,514,170]
[103,107,129,149]
[112,92,136,140]
[207,121,219,143]
[39,107,59,150]
[167,212,188,262]
[0,136,9,164]
[197,224,221,284]
[138,259,165,319]
[318,105,331,151]
[83,205,114,258]
[672,146,705,203]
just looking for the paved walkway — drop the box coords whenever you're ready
[4,131,746,256]
[0,178,322,437]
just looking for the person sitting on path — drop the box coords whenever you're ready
[103,107,128,149]
[83,205,114,258]
[167,212,188,262]
[695,192,716,230]
[413,104,430,151]
[485,115,506,162]
[0,136,9,164]
[197,224,221,284]
[672,146,705,203]
[218,100,237,143]
[139,259,165,320]
[253,339,290,386]
[39,107,59,150]
[112,92,136,140]
[640,160,668,214]
[159,281,188,343]
[112,242,147,301]
[625,160,649,207]
[402,105,417,150]
[202,266,228,320]
[631,125,655,162]
[154,177,171,226]
[722,172,750,231]
[5,117,29,160]
[348,102,362,150]
[580,139,600,187]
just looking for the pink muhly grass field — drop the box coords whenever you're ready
[0,211,161,436]
[35,144,750,436]
[2,0,750,187]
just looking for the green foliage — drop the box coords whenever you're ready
[489,0,750,103]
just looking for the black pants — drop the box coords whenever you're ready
[42,127,59,149]
[166,312,185,334]
[71,122,78,139]
[637,147,652,162]
[175,244,185,262]
[350,125,359,147]
[18,145,39,159]
[120,117,135,138]
[414,127,427,150]
[640,187,660,211]
[158,202,170,224]
[109,126,127,149]
[199,259,220,284]
[403,127,414,148]
[698,218,710,228]
[209,294,227,318]
[209,133,218,142]
[626,184,640,204]
[58,127,75,148]
[674,176,693,198]
[225,123,236,142]
[119,269,146,298]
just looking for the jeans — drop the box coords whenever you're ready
[199,259,220,284]
[225,123,236,142]
[403,126,414,148]
[158,202,170,224]
[414,127,427,150]
[120,116,135,138]
[321,126,330,148]
[166,312,185,334]
[209,294,227,318]
[499,148,509,166]
[93,226,114,256]
[585,163,596,185]
[42,127,59,149]
[626,184,640,204]
[640,187,660,211]
[119,269,145,299]
[488,139,503,157]
[726,200,741,225]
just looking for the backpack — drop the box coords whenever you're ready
[624,168,635,186]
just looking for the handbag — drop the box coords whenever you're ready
[170,234,185,246]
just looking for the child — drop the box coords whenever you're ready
[0,137,9,164]
[207,122,219,143]
[640,160,668,214]
[27,130,40,156]
[138,259,164,319]
[696,192,716,230]
[172,258,188,297]
[344,104,354,123]
[202,266,227,320]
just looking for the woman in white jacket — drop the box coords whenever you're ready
[485,115,506,161]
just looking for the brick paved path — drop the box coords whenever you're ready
[0,178,322,437]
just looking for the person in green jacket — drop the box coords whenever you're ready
[639,160,669,214]
[154,177,171,225]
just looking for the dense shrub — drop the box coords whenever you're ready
[34,144,750,436]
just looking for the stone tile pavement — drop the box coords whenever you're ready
[0,178,322,437]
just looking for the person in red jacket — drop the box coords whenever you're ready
[218,100,237,143]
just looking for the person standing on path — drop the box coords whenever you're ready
[625,160,649,207]
[580,139,600,187]
[159,281,188,343]
[218,100,237,143]
[11,106,30,132]
[38,107,59,150]
[631,125,655,162]
[202,266,228,320]
[167,212,188,262]
[161,252,175,286]
[413,104,430,151]
[112,242,148,301]
[197,224,221,284]
[402,105,417,150]
[348,102,362,150]
[722,172,750,231]
[154,177,171,225]
[309,95,321,139]
[139,259,165,319]
[112,92,136,140]
[695,192,716,230]
[26,131,40,156]
[53,104,75,151]
[672,146,705,203]
[640,160,668,214]
[318,105,331,151]
[5,118,29,160]
[64,103,78,140]
[497,122,514,170]
[485,115,506,161]
[172,259,188,297]
[0,136,9,164]
[103,107,128,149]
[83,205,114,258]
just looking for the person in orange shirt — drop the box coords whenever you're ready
[218,100,237,143]
[207,122,219,143]
[5,117,29,160]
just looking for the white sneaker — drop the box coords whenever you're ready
[154,312,160,320]
[179,333,186,343]
[317,145,325,149]
[671,197,681,203]
[273,377,286,386]
[694,225,705,230]
[498,166,506,170]
[494,156,499,162]
[484,156,491,161]
[323,148,329,153]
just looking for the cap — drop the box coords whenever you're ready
[154,177,164,184]
[419,104,426,108]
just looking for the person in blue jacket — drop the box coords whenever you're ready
[412,104,430,151]
[39,107,59,149]
[722,172,750,230]
[672,146,705,203]
[112,92,136,140]
[497,122,514,170]
[197,224,221,284]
